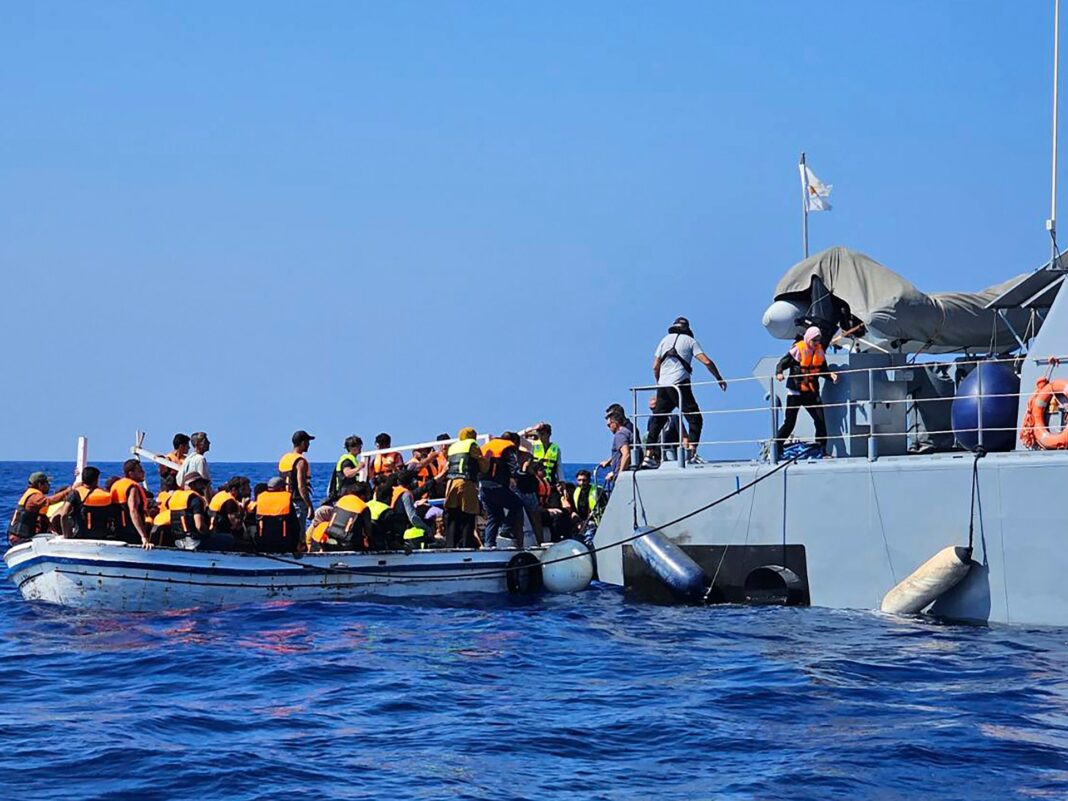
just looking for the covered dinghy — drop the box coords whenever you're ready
[768,247,1051,353]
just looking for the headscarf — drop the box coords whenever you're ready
[790,326,824,360]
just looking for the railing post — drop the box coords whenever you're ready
[769,376,779,464]
[632,387,640,469]
[677,385,686,468]
[977,360,985,450]
[867,366,879,462]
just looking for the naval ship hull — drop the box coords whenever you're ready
[594,450,1068,627]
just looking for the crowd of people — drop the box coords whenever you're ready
[6,424,607,555]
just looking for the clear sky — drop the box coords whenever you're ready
[0,1,1061,462]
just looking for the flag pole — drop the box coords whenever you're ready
[1050,0,1061,268]
[800,151,810,258]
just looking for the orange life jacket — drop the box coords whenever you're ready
[208,490,240,533]
[256,490,297,551]
[372,452,403,478]
[795,340,827,394]
[480,438,516,484]
[326,494,370,547]
[168,489,206,536]
[8,488,46,539]
[77,486,114,536]
[536,475,552,506]
[309,520,330,546]
[111,477,148,534]
[391,486,413,510]
[278,452,310,494]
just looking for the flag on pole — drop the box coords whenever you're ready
[800,163,832,212]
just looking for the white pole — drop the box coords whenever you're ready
[800,151,810,258]
[75,436,87,483]
[1052,0,1061,266]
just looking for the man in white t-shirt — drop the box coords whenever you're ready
[176,431,212,493]
[644,316,727,465]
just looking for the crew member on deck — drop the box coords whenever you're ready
[444,428,482,549]
[111,459,154,549]
[328,435,364,503]
[8,472,74,546]
[643,316,728,467]
[775,326,839,457]
[279,430,315,528]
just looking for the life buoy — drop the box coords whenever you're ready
[506,552,543,595]
[1021,378,1068,449]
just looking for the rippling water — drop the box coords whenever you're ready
[3,462,1068,800]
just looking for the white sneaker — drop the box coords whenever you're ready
[689,453,707,465]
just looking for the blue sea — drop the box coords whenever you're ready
[2,461,1068,800]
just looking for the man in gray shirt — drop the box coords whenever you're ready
[644,316,727,465]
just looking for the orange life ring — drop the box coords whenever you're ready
[1021,378,1068,449]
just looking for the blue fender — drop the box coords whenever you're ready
[631,527,709,601]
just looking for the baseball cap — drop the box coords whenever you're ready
[292,430,315,444]
[28,471,50,485]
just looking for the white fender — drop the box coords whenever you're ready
[880,546,972,616]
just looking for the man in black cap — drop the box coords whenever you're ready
[644,316,727,466]
[279,430,315,529]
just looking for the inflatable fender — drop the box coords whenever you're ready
[506,551,543,595]
[631,527,708,601]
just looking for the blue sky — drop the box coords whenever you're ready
[0,1,1060,462]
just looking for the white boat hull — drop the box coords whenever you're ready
[4,537,530,612]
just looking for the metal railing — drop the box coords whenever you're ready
[628,353,1068,465]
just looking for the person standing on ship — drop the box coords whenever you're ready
[369,433,404,483]
[599,411,633,486]
[478,432,525,549]
[643,316,727,466]
[280,430,315,529]
[774,326,838,456]
[328,435,364,503]
[525,423,562,485]
[175,432,212,493]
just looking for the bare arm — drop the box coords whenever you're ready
[652,356,662,382]
[696,353,728,391]
[297,460,313,508]
[129,493,152,549]
[617,444,631,475]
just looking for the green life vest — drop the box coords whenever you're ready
[329,452,360,500]
[532,441,561,482]
[573,485,598,518]
[446,439,479,480]
[367,499,390,521]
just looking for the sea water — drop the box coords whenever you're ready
[2,461,1067,800]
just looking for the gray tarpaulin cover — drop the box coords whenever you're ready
[773,247,1033,353]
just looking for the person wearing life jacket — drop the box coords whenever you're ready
[643,316,728,467]
[71,466,115,539]
[366,483,396,550]
[526,422,562,485]
[160,432,190,481]
[442,427,482,548]
[389,470,433,549]
[110,459,154,549]
[254,476,301,553]
[407,434,450,500]
[243,482,268,543]
[368,432,404,484]
[168,473,211,548]
[564,469,603,534]
[479,432,525,549]
[208,477,248,538]
[775,325,839,457]
[279,430,315,529]
[320,482,374,551]
[8,471,74,546]
[327,435,364,503]
[150,473,178,547]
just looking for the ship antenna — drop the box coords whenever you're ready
[1050,0,1061,267]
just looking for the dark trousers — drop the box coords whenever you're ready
[479,483,524,548]
[645,381,702,460]
[444,509,477,549]
[776,393,828,449]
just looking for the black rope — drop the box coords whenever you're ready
[967,448,985,552]
[249,452,808,583]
